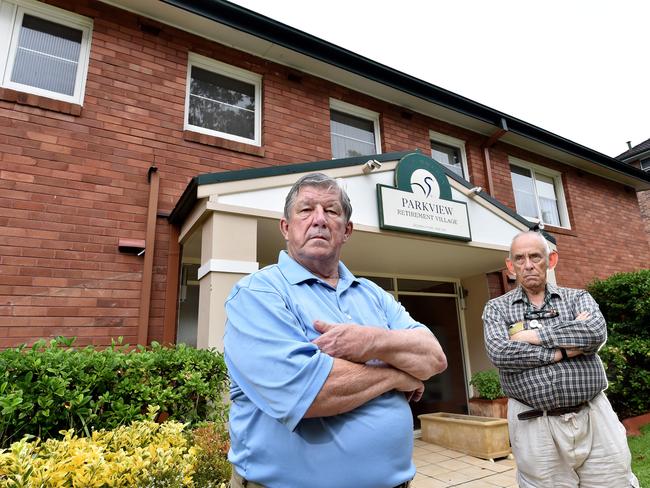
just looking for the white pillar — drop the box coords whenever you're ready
[196,212,258,350]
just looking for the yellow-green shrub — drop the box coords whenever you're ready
[0,410,228,488]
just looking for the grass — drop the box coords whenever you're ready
[629,423,650,487]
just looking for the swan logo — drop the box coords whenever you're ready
[410,169,440,199]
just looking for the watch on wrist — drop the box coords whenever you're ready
[559,347,569,360]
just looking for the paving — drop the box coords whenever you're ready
[412,438,517,487]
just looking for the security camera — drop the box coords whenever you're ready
[362,159,382,174]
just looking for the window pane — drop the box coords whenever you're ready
[535,174,560,226]
[510,165,539,219]
[358,275,394,291]
[189,66,255,139]
[11,14,82,96]
[431,141,464,178]
[330,110,376,158]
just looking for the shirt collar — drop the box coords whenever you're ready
[278,250,359,289]
[510,283,561,305]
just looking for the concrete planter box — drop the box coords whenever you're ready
[418,412,511,461]
[468,397,508,419]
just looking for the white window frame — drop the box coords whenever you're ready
[640,158,650,172]
[0,0,93,105]
[329,98,381,158]
[509,156,571,229]
[184,53,262,146]
[429,130,469,181]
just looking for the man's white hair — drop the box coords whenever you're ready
[508,231,551,260]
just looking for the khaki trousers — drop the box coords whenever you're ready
[508,393,639,487]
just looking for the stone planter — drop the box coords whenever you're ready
[418,412,511,461]
[468,397,508,419]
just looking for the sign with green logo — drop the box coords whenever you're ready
[377,153,471,240]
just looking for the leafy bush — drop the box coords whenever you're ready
[191,422,232,487]
[588,269,650,338]
[0,338,228,448]
[588,269,650,418]
[598,336,650,418]
[0,410,229,488]
[469,369,504,400]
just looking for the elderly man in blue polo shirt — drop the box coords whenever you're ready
[224,173,447,488]
[483,231,638,487]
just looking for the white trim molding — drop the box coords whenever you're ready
[197,258,259,279]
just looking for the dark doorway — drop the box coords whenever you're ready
[399,294,468,428]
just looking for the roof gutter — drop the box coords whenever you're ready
[161,0,650,188]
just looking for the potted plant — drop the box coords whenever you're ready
[468,369,508,419]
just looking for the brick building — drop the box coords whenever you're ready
[616,138,650,244]
[1,0,649,415]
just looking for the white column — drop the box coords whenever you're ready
[197,212,258,351]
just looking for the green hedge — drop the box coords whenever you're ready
[588,269,650,338]
[599,336,650,418]
[0,338,228,448]
[588,269,650,418]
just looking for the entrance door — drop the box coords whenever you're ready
[359,276,468,428]
[398,294,467,428]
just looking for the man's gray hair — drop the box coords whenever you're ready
[509,230,552,260]
[283,173,352,223]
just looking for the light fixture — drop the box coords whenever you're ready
[468,186,483,197]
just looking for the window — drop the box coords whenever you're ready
[185,53,262,146]
[509,157,569,228]
[430,131,469,179]
[641,158,650,172]
[330,99,380,159]
[0,0,92,104]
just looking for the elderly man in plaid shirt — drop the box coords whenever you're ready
[482,230,638,487]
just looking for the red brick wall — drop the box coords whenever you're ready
[1,0,648,347]
[486,272,505,300]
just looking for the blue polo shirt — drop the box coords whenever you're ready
[224,251,427,488]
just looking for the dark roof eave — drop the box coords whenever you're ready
[618,149,650,163]
[168,176,198,226]
[162,0,650,187]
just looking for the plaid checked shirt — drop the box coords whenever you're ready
[482,283,608,410]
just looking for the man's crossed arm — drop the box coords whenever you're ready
[509,310,592,362]
[305,321,447,418]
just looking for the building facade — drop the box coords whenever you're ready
[617,138,650,243]
[1,0,649,415]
